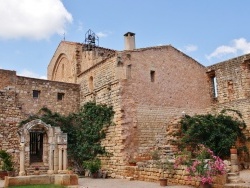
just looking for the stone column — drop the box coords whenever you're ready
[63,146,67,171]
[47,144,54,174]
[19,143,25,176]
[231,153,239,172]
[58,145,63,173]
[53,143,59,174]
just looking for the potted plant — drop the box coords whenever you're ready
[67,166,74,174]
[151,150,173,186]
[34,166,40,175]
[0,150,14,177]
[128,158,137,166]
[83,158,101,178]
[175,144,226,188]
[230,145,237,154]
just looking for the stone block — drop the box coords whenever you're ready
[30,175,52,185]
[70,174,78,185]
[55,174,71,186]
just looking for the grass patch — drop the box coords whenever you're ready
[9,185,65,188]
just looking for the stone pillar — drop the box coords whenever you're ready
[47,144,54,174]
[58,146,63,173]
[231,153,239,172]
[54,143,59,174]
[63,146,67,171]
[19,143,25,176]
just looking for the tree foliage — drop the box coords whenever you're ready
[180,109,246,158]
[20,102,115,171]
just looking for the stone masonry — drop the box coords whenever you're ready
[0,32,250,187]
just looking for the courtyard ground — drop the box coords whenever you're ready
[0,170,249,188]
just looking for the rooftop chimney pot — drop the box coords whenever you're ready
[124,32,135,50]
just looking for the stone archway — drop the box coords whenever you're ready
[18,119,68,175]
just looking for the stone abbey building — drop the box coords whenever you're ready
[0,31,250,182]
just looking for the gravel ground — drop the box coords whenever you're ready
[0,170,249,188]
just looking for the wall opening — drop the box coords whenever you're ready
[30,132,43,163]
[212,76,218,98]
[126,64,132,79]
[89,76,94,92]
[33,90,40,99]
[57,93,65,101]
[150,70,155,82]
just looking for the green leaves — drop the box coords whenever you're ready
[180,109,246,158]
[20,102,115,172]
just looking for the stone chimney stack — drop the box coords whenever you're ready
[124,32,135,50]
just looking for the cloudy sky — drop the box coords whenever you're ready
[0,0,250,79]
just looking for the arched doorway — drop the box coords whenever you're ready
[18,119,68,175]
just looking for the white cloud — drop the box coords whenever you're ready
[184,45,198,52]
[207,38,250,60]
[96,31,109,38]
[17,69,47,79]
[77,21,83,32]
[0,0,73,40]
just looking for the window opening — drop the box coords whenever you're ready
[127,65,132,79]
[212,76,218,98]
[57,93,65,101]
[33,90,40,98]
[89,76,94,92]
[150,70,155,82]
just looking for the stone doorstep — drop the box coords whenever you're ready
[224,183,250,188]
[4,174,78,187]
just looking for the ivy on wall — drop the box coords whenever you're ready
[20,102,115,171]
[179,109,246,158]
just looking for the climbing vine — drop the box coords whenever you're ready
[179,109,246,158]
[20,102,115,171]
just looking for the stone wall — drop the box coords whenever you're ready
[122,162,227,188]
[117,46,211,160]
[15,76,80,116]
[208,54,250,133]
[0,69,80,173]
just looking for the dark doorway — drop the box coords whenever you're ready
[30,132,43,163]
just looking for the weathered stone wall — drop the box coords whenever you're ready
[208,54,250,132]
[47,41,116,84]
[77,54,128,174]
[48,41,81,83]
[122,162,226,188]
[117,46,211,161]
[0,69,80,173]
[0,69,17,89]
[15,76,80,116]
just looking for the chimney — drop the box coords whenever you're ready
[124,32,135,50]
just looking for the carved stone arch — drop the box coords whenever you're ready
[18,119,51,164]
[18,119,68,175]
[52,53,74,83]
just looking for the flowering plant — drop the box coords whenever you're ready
[175,144,225,185]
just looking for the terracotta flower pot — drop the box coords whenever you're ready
[159,178,167,186]
[230,148,237,154]
[199,182,212,188]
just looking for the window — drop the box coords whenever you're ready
[89,76,94,92]
[150,70,155,82]
[212,76,218,98]
[126,64,132,79]
[57,93,65,101]
[33,90,40,99]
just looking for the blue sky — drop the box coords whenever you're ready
[1,0,250,79]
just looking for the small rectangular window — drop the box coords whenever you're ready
[150,70,155,82]
[33,90,40,98]
[57,93,65,101]
[127,64,132,79]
